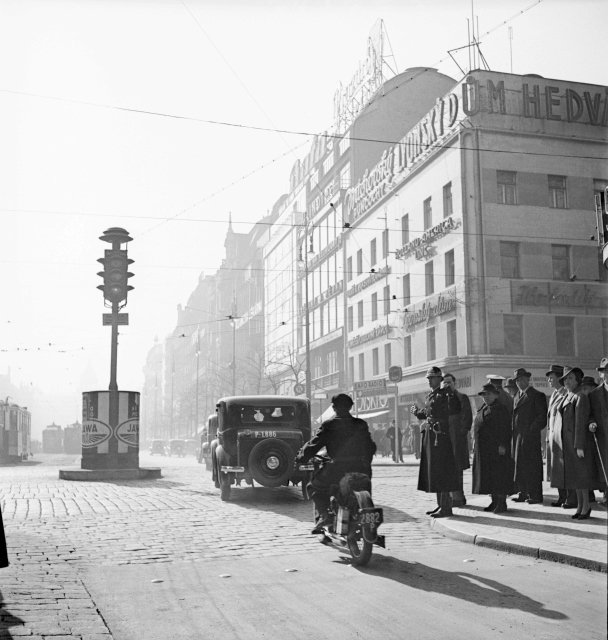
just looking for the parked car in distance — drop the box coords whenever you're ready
[184,439,198,457]
[150,440,168,456]
[169,439,186,457]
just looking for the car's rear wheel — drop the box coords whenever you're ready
[248,438,293,487]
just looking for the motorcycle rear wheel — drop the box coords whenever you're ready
[347,493,374,566]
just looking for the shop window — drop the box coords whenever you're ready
[504,314,523,354]
[426,327,436,361]
[556,316,575,356]
[551,245,570,280]
[500,241,520,278]
[445,250,455,287]
[443,182,453,218]
[497,170,517,204]
[549,175,567,209]
[423,197,433,230]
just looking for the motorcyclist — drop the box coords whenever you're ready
[295,393,377,534]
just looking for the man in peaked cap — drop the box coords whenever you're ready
[410,366,462,517]
[486,374,514,416]
[511,367,547,504]
[588,357,608,505]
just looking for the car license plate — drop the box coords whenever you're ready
[358,508,383,527]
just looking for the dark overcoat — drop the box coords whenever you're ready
[416,387,461,493]
[588,383,608,487]
[512,386,547,488]
[0,504,8,568]
[547,387,568,486]
[472,401,513,494]
[558,387,594,490]
[448,390,472,471]
[299,414,376,490]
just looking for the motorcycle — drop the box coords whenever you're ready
[299,456,385,567]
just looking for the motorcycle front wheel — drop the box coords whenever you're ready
[347,493,374,566]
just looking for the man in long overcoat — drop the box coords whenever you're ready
[588,357,608,504]
[411,366,461,517]
[511,367,547,504]
[442,373,472,506]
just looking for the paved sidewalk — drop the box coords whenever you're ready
[430,486,608,572]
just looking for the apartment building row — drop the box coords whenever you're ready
[141,67,608,439]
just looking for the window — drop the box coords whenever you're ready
[322,154,333,175]
[445,250,455,287]
[384,343,392,369]
[370,238,377,266]
[356,249,363,275]
[404,335,412,367]
[402,273,411,306]
[372,348,379,376]
[357,300,364,327]
[504,314,523,354]
[556,317,575,356]
[443,182,453,218]
[382,228,389,258]
[401,214,410,245]
[347,306,353,332]
[447,319,457,356]
[423,197,433,230]
[371,292,378,321]
[426,327,436,361]
[383,285,391,315]
[551,245,570,280]
[500,241,520,278]
[425,260,434,296]
[346,256,353,282]
[348,357,355,385]
[549,175,567,209]
[497,170,517,204]
[358,353,365,380]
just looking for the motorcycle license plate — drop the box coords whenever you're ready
[298,464,315,471]
[358,508,383,527]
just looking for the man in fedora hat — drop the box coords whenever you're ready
[411,366,462,517]
[545,364,576,508]
[588,357,608,505]
[511,367,547,504]
[487,374,514,416]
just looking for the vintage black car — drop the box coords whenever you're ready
[210,395,311,500]
[150,439,168,456]
[169,439,186,457]
[199,414,218,469]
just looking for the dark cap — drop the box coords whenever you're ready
[545,364,564,377]
[478,382,500,396]
[559,366,584,384]
[598,357,608,372]
[331,393,354,408]
[513,367,532,379]
[581,376,597,388]
[425,366,443,378]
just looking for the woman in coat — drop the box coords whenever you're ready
[472,383,513,513]
[559,366,594,519]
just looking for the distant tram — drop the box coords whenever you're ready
[42,423,63,454]
[0,400,31,462]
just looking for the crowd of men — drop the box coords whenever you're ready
[407,358,608,518]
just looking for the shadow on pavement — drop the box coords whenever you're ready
[0,590,26,639]
[355,555,568,620]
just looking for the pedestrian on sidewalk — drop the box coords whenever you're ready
[588,357,608,506]
[0,501,8,568]
[386,420,404,462]
[411,366,461,518]
[511,367,547,505]
[442,373,472,507]
[487,375,514,416]
[545,364,576,508]
[472,383,513,513]
[559,366,594,520]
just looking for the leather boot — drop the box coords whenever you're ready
[484,495,497,512]
[493,494,507,513]
[432,492,453,517]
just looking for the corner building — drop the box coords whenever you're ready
[343,70,607,426]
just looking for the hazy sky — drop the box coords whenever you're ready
[1,0,606,423]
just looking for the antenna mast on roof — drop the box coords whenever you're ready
[447,3,490,77]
